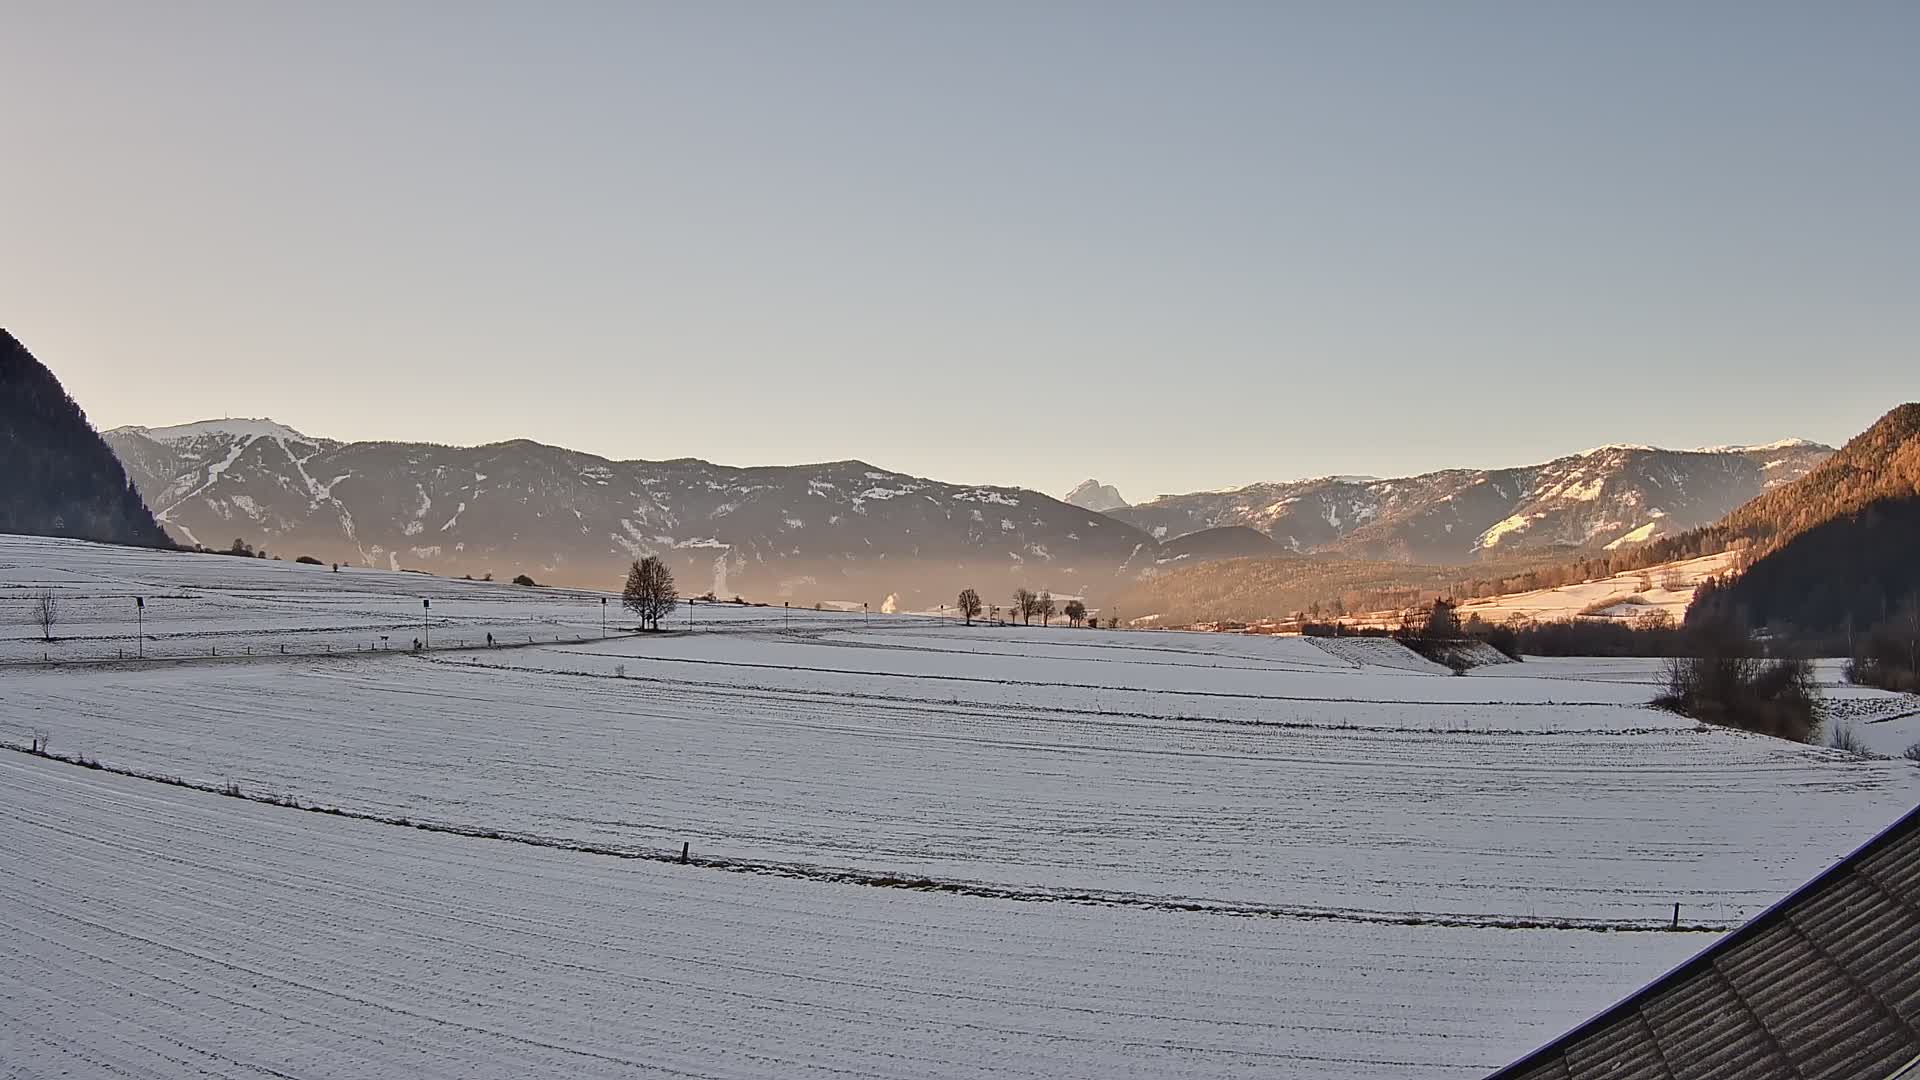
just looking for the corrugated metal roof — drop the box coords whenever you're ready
[1489,803,1920,1080]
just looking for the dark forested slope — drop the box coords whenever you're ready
[1,331,170,547]
[1684,405,1920,636]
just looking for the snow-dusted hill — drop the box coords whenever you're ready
[106,420,1154,602]
[1110,442,1831,563]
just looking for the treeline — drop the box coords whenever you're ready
[1508,612,1696,657]
[1,330,172,549]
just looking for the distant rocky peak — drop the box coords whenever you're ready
[1064,479,1128,512]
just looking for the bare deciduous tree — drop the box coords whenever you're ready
[1012,587,1036,626]
[33,592,57,642]
[956,588,982,626]
[1037,591,1056,627]
[623,556,678,631]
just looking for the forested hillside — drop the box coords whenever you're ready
[0,331,171,548]
[1690,496,1920,635]
[1677,404,1920,640]
[1655,404,1920,568]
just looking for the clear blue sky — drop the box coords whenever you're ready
[4,2,1915,501]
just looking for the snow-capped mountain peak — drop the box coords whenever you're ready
[1689,438,1822,454]
[1063,479,1128,513]
[129,418,316,445]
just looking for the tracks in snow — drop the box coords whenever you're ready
[2,741,1727,934]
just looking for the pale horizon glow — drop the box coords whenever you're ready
[4,2,1916,502]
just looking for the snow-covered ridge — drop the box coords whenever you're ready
[123,418,314,444]
[1577,438,1822,457]
[1575,443,1662,456]
[1690,438,1824,454]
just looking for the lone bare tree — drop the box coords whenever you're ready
[956,588,982,626]
[623,556,678,631]
[1037,591,1056,628]
[1012,587,1036,626]
[1064,599,1087,627]
[32,592,57,642]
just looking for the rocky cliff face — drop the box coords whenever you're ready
[1063,479,1128,513]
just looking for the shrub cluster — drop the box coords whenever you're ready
[1654,624,1819,742]
[1845,616,1920,694]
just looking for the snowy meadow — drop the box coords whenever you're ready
[4,534,1919,1079]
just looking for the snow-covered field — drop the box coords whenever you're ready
[0,535,645,663]
[0,754,1701,1080]
[1453,551,1738,626]
[4,535,1919,1078]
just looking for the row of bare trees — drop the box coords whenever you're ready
[954,587,1089,628]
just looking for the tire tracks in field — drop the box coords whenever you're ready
[434,654,1668,739]
[2,743,1729,935]
[461,649,1637,710]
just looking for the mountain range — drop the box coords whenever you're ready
[1102,441,1831,564]
[1121,404,1918,631]
[104,420,1149,605]
[4,325,1897,633]
[103,414,1832,608]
